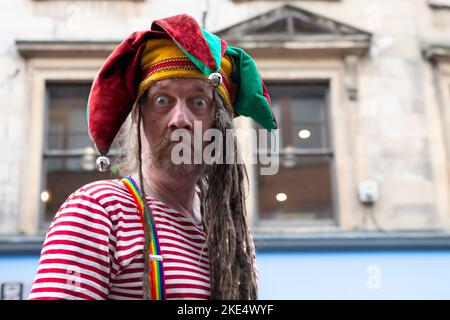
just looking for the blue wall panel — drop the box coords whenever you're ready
[1,251,450,299]
[257,250,450,299]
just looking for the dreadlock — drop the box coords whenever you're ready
[136,106,153,300]
[198,89,258,299]
[122,87,258,300]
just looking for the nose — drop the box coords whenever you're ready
[167,100,193,131]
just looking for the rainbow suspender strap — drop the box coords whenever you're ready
[121,176,165,300]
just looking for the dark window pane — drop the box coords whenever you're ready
[258,83,334,222]
[255,101,283,150]
[271,99,282,128]
[292,123,327,149]
[43,158,115,222]
[42,83,119,222]
[257,157,334,221]
[48,121,65,150]
[47,84,91,151]
[267,84,329,150]
[291,96,326,123]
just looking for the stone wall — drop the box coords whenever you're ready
[0,0,449,234]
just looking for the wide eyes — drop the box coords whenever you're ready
[153,95,209,109]
[155,95,170,107]
[193,97,208,108]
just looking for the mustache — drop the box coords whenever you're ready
[152,130,203,161]
[152,132,173,162]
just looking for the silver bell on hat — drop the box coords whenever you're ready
[208,72,222,87]
[96,155,111,172]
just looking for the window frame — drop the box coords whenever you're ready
[235,56,354,234]
[253,81,338,227]
[42,82,107,224]
[424,47,450,229]
[438,62,450,228]
[20,56,104,234]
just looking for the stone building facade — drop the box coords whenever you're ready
[1,0,450,239]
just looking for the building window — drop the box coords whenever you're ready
[256,82,336,223]
[41,83,116,222]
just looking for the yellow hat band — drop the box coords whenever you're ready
[137,39,235,106]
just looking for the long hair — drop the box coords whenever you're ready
[114,88,258,300]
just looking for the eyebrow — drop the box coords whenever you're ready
[191,85,210,93]
[151,82,211,93]
[151,83,171,90]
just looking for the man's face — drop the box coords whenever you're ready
[140,77,216,176]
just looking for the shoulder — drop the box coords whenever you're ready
[77,178,137,212]
[52,178,135,222]
[45,179,125,235]
[47,178,138,234]
[76,178,130,201]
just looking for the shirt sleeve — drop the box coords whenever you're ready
[29,187,114,300]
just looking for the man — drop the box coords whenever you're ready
[29,14,277,300]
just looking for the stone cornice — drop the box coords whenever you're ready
[16,40,119,59]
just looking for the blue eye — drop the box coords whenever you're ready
[155,95,169,106]
[194,97,207,108]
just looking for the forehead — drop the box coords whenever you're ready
[149,77,211,93]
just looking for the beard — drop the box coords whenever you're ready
[150,131,204,177]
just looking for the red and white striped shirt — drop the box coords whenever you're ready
[29,178,215,300]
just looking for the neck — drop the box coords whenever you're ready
[132,166,203,223]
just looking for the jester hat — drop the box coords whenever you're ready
[87,14,278,158]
